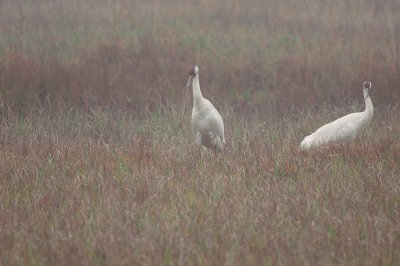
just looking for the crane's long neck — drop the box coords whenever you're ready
[363,88,373,121]
[192,74,203,107]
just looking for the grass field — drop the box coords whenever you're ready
[0,0,400,265]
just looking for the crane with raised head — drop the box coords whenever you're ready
[300,81,373,150]
[180,65,225,158]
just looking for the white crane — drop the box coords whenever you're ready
[300,81,373,150]
[181,65,225,157]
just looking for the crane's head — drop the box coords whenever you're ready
[188,65,199,77]
[363,81,372,98]
[363,81,372,90]
[186,65,199,88]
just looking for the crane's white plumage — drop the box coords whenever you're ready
[300,81,373,150]
[186,65,225,154]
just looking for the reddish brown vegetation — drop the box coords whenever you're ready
[0,0,400,265]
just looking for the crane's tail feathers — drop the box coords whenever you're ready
[214,136,224,152]
[300,135,314,150]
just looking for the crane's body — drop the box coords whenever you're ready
[187,65,225,154]
[300,81,373,150]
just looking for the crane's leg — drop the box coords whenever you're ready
[195,133,202,160]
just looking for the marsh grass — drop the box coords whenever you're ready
[1,0,400,265]
[0,104,399,265]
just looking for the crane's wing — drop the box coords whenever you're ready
[206,107,225,143]
[334,122,357,141]
[193,99,225,143]
[310,112,362,146]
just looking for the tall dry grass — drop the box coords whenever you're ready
[0,105,399,265]
[0,0,400,265]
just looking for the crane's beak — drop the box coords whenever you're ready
[186,76,193,89]
[179,76,193,129]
